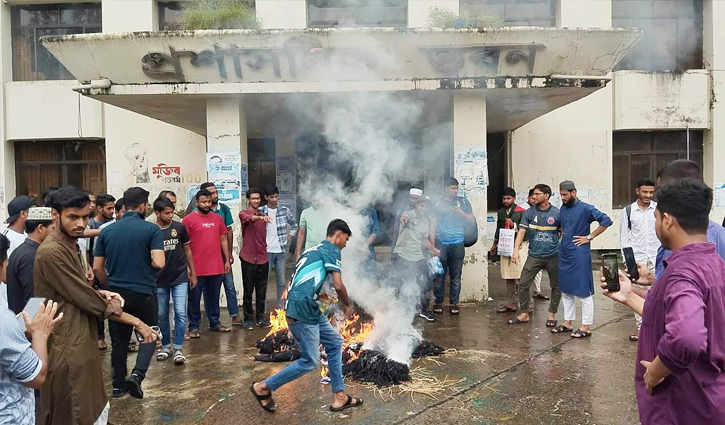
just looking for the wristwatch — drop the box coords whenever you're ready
[586,235,593,241]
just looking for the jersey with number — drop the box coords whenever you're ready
[285,240,342,324]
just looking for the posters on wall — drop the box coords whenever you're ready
[276,156,296,213]
[715,183,725,208]
[207,152,243,207]
[454,145,488,197]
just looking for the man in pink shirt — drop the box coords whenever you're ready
[239,188,270,330]
[182,189,232,338]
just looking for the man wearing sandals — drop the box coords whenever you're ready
[154,197,197,365]
[509,184,561,327]
[490,187,527,314]
[555,181,612,339]
[251,219,363,413]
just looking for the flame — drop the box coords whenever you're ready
[266,309,289,338]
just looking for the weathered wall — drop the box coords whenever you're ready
[256,0,307,29]
[613,70,710,131]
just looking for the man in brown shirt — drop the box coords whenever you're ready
[239,188,270,330]
[34,186,156,425]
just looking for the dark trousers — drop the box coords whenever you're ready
[108,287,157,389]
[392,254,431,311]
[188,275,224,331]
[241,259,269,322]
[518,255,561,314]
[434,242,465,306]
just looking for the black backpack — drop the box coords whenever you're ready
[460,198,478,248]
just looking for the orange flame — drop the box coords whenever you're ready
[266,309,289,338]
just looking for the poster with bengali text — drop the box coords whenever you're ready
[207,152,242,206]
[454,145,488,196]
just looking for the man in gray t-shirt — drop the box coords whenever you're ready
[393,198,439,321]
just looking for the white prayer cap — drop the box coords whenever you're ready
[409,188,423,197]
[27,207,53,221]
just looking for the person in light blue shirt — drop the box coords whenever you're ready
[0,234,62,425]
[652,160,725,280]
[250,219,363,414]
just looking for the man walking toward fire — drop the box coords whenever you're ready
[250,219,363,414]
[553,180,612,338]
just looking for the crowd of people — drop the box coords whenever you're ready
[1,159,724,424]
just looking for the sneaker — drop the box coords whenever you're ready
[419,310,436,322]
[173,350,186,365]
[112,387,128,398]
[156,348,171,361]
[242,320,254,330]
[256,319,271,328]
[126,373,144,399]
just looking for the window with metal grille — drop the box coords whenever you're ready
[14,140,107,199]
[11,4,102,81]
[307,0,407,28]
[612,130,703,208]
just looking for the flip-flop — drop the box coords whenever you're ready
[496,306,516,313]
[551,325,574,334]
[250,383,276,413]
[546,320,558,328]
[571,329,592,338]
[330,394,364,412]
[507,317,530,325]
[188,330,201,339]
[533,293,550,300]
[629,334,639,342]
[210,326,232,333]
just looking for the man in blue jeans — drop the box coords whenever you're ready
[154,198,196,364]
[200,182,242,326]
[430,177,475,315]
[259,185,298,308]
[250,219,363,413]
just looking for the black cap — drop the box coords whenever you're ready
[6,196,36,224]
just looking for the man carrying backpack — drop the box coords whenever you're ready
[619,178,659,342]
[429,177,476,315]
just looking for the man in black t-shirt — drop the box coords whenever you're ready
[154,197,197,364]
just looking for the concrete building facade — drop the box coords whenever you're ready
[0,0,718,303]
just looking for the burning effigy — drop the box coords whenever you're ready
[254,307,445,388]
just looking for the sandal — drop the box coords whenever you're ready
[156,348,171,361]
[629,334,639,342]
[250,383,276,413]
[507,317,529,325]
[546,320,558,328]
[571,329,592,338]
[210,326,232,333]
[330,394,364,412]
[184,333,191,341]
[450,306,460,315]
[188,330,200,339]
[432,305,443,314]
[496,306,516,313]
[533,293,550,300]
[551,325,574,334]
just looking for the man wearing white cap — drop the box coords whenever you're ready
[6,207,55,315]
[392,188,423,248]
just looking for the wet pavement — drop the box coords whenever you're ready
[103,264,640,425]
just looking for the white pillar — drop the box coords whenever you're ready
[102,0,158,33]
[256,0,307,29]
[0,2,12,220]
[453,92,488,302]
[206,98,248,309]
[408,0,458,28]
[703,0,725,220]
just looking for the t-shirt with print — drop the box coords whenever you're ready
[182,211,228,277]
[432,197,473,246]
[519,204,561,258]
[285,240,342,324]
[0,308,42,425]
[157,221,191,288]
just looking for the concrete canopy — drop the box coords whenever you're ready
[42,27,643,133]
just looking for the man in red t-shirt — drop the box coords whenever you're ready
[239,188,270,330]
[182,189,232,338]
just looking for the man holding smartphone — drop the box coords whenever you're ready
[619,178,658,342]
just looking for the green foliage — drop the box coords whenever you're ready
[178,0,260,30]
[427,6,505,28]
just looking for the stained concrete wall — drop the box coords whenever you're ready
[613,70,710,131]
[256,0,307,29]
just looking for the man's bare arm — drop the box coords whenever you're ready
[93,257,108,286]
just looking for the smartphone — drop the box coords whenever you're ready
[134,326,162,343]
[602,253,620,292]
[622,247,640,282]
[17,297,47,331]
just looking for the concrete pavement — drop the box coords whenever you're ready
[103,264,641,425]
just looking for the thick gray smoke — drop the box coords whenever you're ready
[281,35,449,364]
